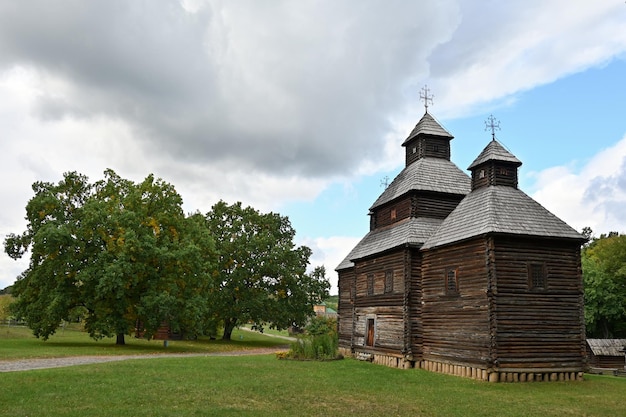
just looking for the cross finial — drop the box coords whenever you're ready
[485,114,500,141]
[420,85,434,114]
[380,175,390,189]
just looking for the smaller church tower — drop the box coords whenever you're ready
[402,85,453,166]
[468,139,522,189]
[402,112,453,166]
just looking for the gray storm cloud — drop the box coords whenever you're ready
[0,0,459,177]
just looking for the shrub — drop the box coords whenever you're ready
[283,316,340,360]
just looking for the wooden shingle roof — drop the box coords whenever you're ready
[587,339,626,356]
[402,112,453,145]
[422,185,585,249]
[336,217,443,270]
[370,158,471,210]
[468,139,522,169]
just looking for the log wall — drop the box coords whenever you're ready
[373,192,463,229]
[421,239,491,367]
[337,268,355,349]
[408,248,422,358]
[405,136,450,166]
[349,250,408,355]
[588,354,625,369]
[491,236,585,371]
[471,161,519,189]
[412,192,464,220]
[374,198,412,228]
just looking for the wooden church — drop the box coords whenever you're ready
[336,95,587,382]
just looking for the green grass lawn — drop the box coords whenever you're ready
[0,325,287,359]
[2,355,625,417]
[1,326,626,416]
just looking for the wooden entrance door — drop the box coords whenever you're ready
[366,318,375,346]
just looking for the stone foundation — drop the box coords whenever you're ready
[420,359,489,381]
[419,359,584,382]
[342,348,584,382]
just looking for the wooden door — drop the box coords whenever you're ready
[366,318,375,346]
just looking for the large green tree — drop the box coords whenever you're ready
[205,201,329,340]
[5,170,214,344]
[582,230,626,338]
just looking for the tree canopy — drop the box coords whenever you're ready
[205,201,329,340]
[5,170,215,344]
[582,230,626,338]
[5,171,329,344]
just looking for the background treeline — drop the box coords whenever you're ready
[582,228,626,338]
[3,170,329,344]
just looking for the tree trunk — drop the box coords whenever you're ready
[601,319,611,339]
[222,318,237,340]
[116,333,126,345]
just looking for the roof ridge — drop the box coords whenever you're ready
[422,186,584,249]
[468,139,522,170]
[402,112,453,146]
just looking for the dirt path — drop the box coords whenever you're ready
[0,346,287,373]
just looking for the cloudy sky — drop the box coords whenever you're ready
[1,0,625,292]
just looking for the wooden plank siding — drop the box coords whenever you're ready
[353,306,405,352]
[491,236,585,371]
[412,192,465,220]
[373,198,412,229]
[421,239,491,367]
[349,250,408,355]
[405,136,450,166]
[588,355,625,369]
[337,268,355,349]
[420,236,585,372]
[471,161,519,189]
[408,248,423,359]
[372,192,463,230]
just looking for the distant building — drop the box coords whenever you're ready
[586,339,626,370]
[336,108,586,382]
[313,302,337,319]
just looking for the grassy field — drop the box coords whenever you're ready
[0,325,287,359]
[2,326,626,416]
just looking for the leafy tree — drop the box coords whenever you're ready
[5,172,93,340]
[0,294,14,322]
[204,201,329,340]
[5,170,215,344]
[582,229,626,338]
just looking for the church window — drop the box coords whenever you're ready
[390,208,397,220]
[384,269,393,293]
[528,263,546,289]
[367,273,374,296]
[479,169,485,179]
[412,147,417,154]
[499,167,509,176]
[446,268,458,294]
[366,318,375,346]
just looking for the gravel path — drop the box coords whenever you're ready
[0,347,287,373]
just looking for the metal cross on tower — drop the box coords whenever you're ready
[485,114,501,140]
[420,85,434,113]
[380,175,390,189]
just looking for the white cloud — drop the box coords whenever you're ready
[530,134,626,235]
[2,1,626,290]
[299,236,362,293]
[423,0,626,119]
